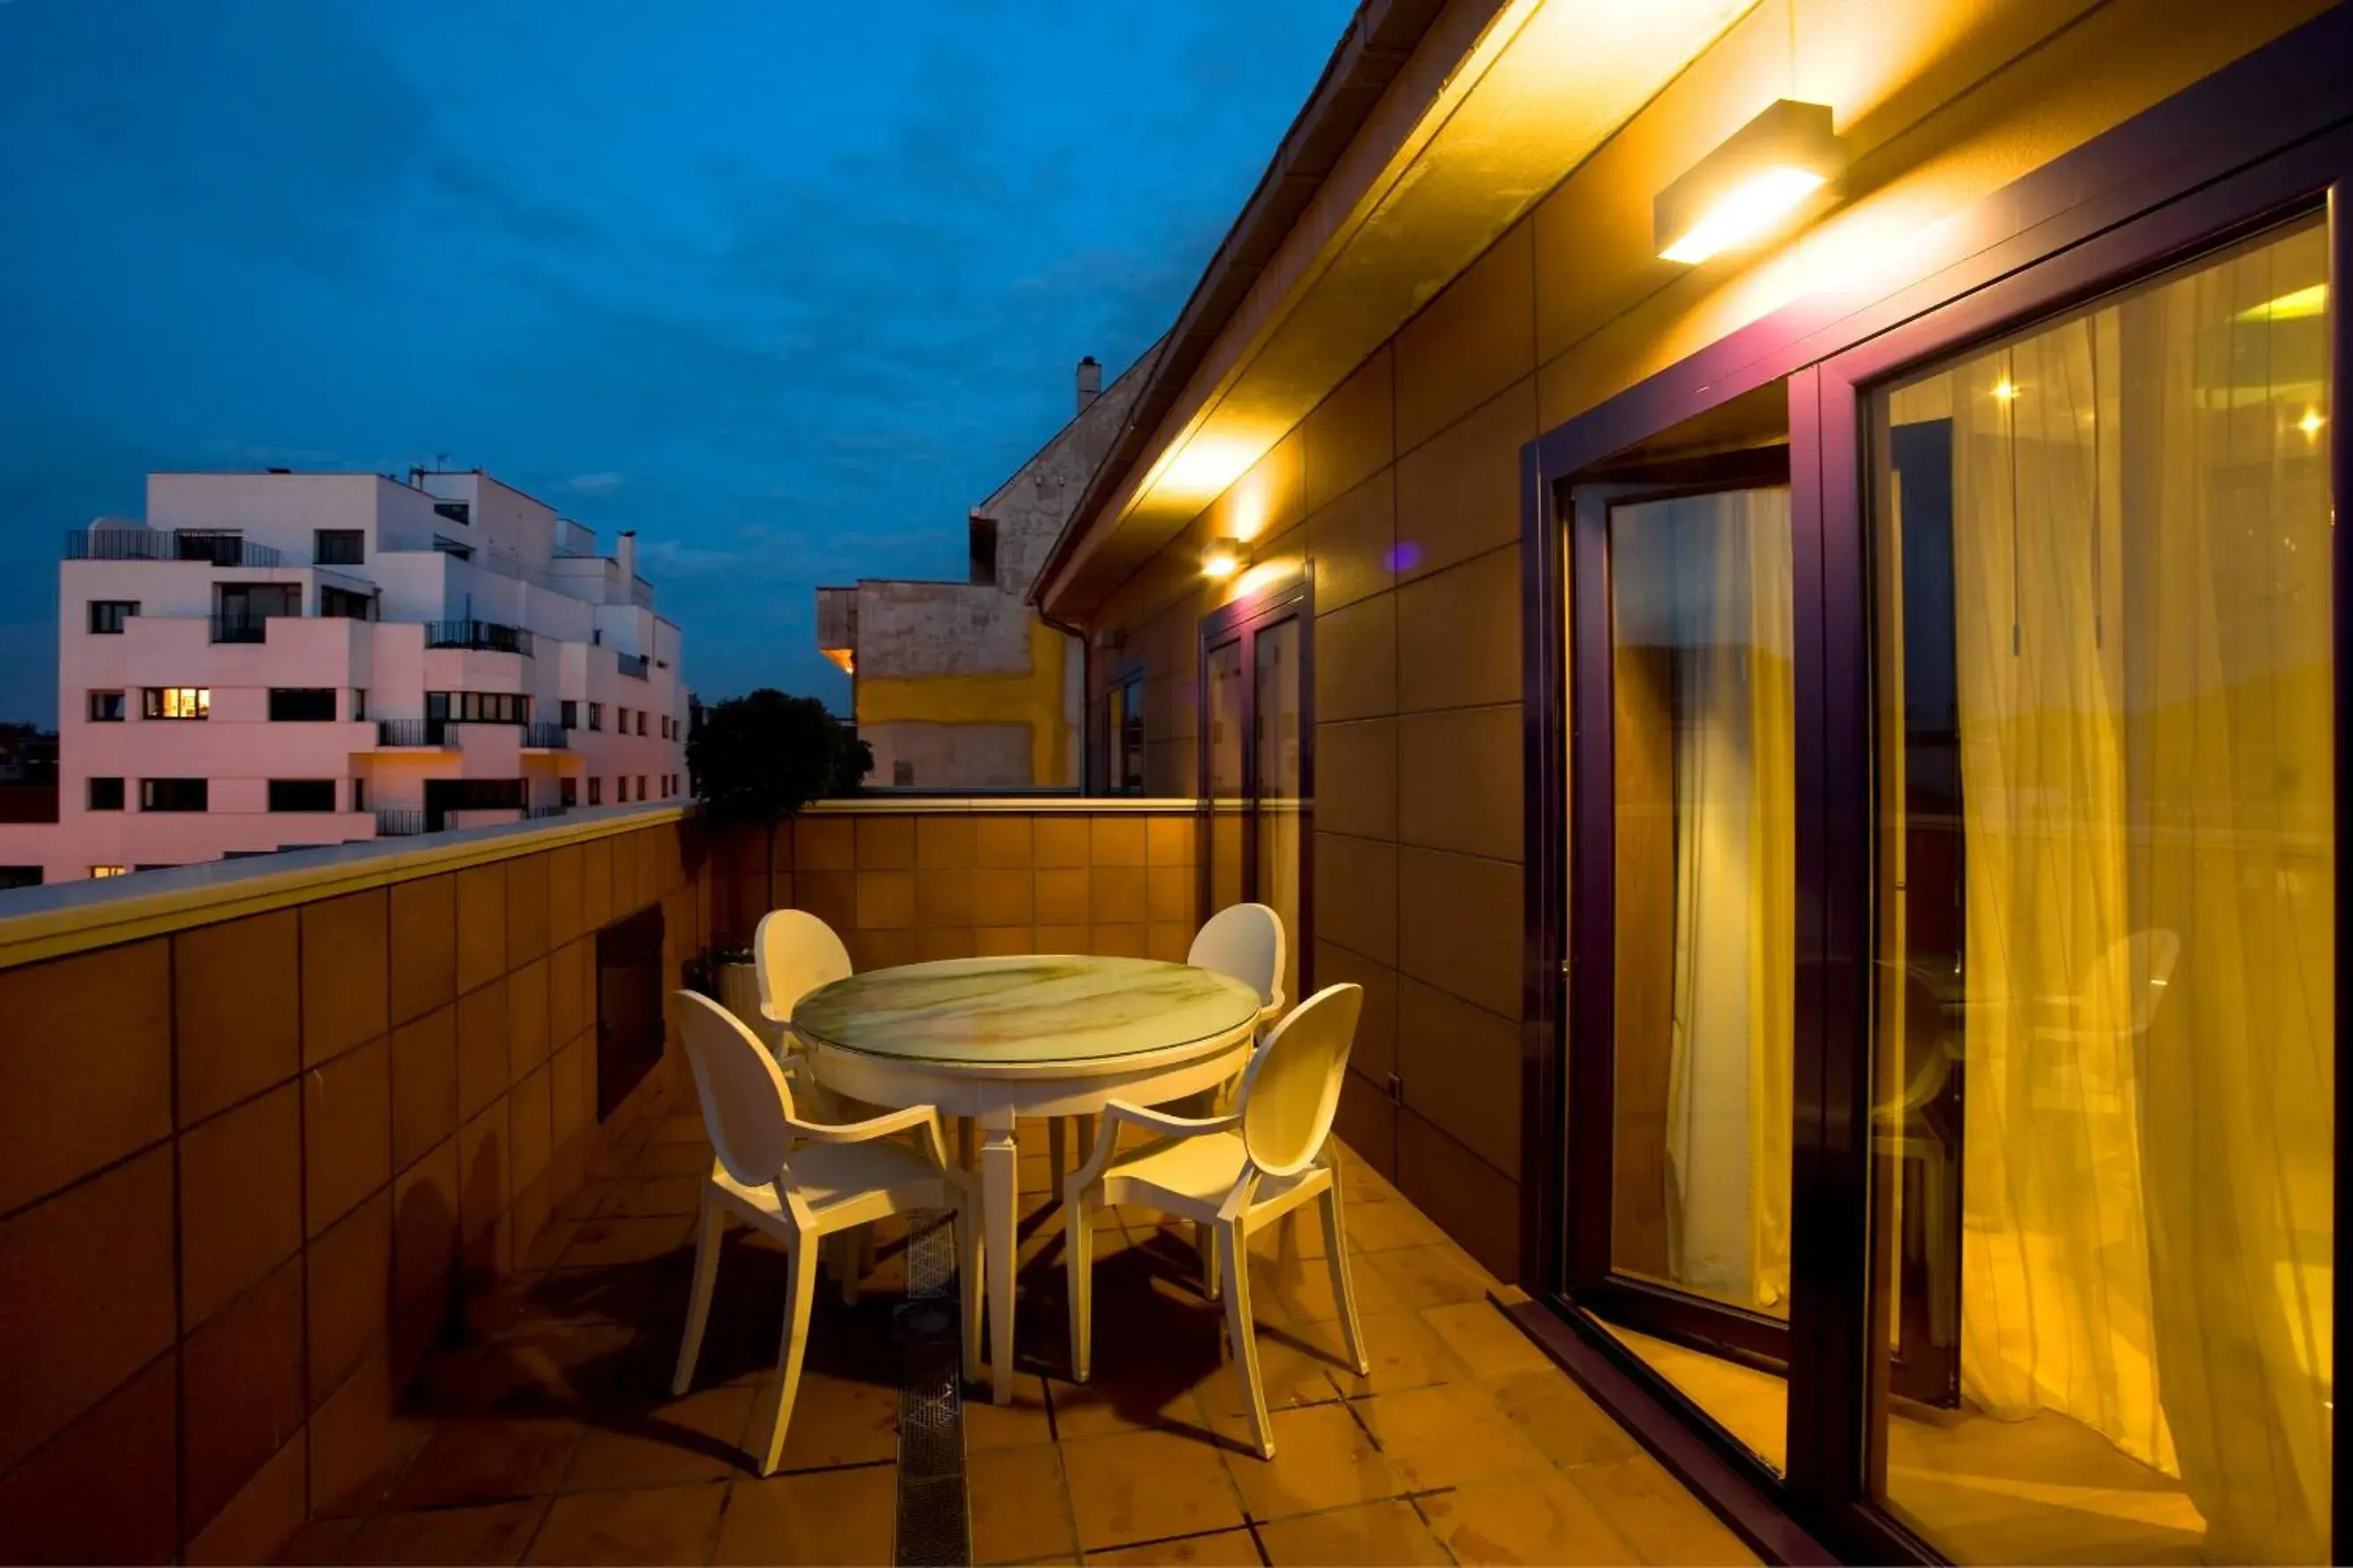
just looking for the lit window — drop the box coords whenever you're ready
[89,865,128,878]
[142,687,210,720]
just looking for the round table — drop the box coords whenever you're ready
[792,953,1262,1401]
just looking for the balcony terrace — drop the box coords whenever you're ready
[0,799,1743,1566]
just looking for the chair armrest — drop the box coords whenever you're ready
[1101,1100,1242,1137]
[786,1104,953,1173]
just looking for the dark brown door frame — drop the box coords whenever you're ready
[1516,8,2353,1561]
[1197,575,1314,968]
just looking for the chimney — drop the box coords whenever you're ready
[617,530,637,587]
[1076,356,1101,414]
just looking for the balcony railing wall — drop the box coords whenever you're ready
[424,619,533,656]
[616,651,650,679]
[65,528,284,568]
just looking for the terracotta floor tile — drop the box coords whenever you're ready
[1194,1336,1352,1426]
[1061,1427,1247,1550]
[1418,1300,1554,1379]
[1361,1243,1495,1309]
[962,1374,1054,1450]
[1246,1208,1329,1264]
[1352,1384,1554,1492]
[342,1500,548,1565]
[1254,1499,1450,1565]
[1337,1197,1445,1253]
[626,1143,718,1179]
[769,1371,900,1472]
[967,1443,1078,1564]
[386,1415,588,1510]
[1566,1454,1759,1565]
[522,1479,725,1565]
[520,1220,583,1272]
[1484,1369,1644,1472]
[1419,1473,1644,1566]
[273,1517,361,1565]
[563,1384,757,1489]
[1218,1402,1406,1522]
[1045,1354,1222,1442]
[1242,1251,1404,1329]
[647,1116,709,1145]
[452,1320,640,1413]
[595,1175,704,1219]
[556,1215,695,1269]
[1085,1527,1265,1565]
[711,1464,897,1566]
[1325,1311,1469,1398]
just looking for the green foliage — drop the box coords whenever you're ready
[687,689,869,824]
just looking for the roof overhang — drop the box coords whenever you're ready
[1035,0,1757,617]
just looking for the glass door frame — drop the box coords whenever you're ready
[1514,34,2353,1559]
[1563,448,1797,1372]
[1197,576,1314,961]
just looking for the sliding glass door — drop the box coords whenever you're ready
[1200,583,1310,1006]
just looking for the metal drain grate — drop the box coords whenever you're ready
[893,1212,970,1566]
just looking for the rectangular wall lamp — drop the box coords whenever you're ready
[1655,99,1843,265]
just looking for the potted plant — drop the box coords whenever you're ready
[687,689,870,1021]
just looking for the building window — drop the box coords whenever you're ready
[560,777,578,807]
[659,715,669,740]
[88,691,125,723]
[314,529,364,566]
[352,777,366,812]
[425,691,530,725]
[637,775,648,800]
[1108,672,1146,795]
[636,711,648,737]
[88,600,138,635]
[561,700,579,730]
[89,865,128,879]
[0,867,40,891]
[587,702,604,732]
[970,515,999,585]
[88,776,124,811]
[140,777,208,812]
[431,535,471,561]
[588,777,603,806]
[268,687,338,722]
[320,585,374,620]
[267,779,337,813]
[353,688,368,721]
[616,776,629,803]
[142,687,210,721]
[433,501,471,526]
[617,706,630,734]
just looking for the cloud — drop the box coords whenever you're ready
[562,471,624,494]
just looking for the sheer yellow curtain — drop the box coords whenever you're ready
[1659,489,1796,1312]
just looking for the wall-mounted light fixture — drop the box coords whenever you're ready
[1655,99,1843,266]
[1202,537,1245,579]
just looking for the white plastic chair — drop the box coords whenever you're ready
[1064,983,1370,1460]
[669,991,979,1475]
[753,909,854,1090]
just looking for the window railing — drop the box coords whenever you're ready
[373,808,426,838]
[65,529,282,568]
[527,803,568,820]
[209,614,272,644]
[425,620,533,656]
[617,652,650,679]
[523,723,570,749]
[376,719,454,748]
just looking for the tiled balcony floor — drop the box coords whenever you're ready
[278,1082,1757,1566]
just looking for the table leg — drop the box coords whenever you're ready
[981,1107,1020,1404]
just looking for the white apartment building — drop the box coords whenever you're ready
[0,469,689,886]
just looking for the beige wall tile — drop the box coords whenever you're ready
[1396,220,1537,455]
[856,870,916,929]
[550,1038,590,1150]
[579,837,614,929]
[848,929,918,971]
[1314,593,1398,723]
[975,815,1033,868]
[1035,868,1089,926]
[1398,1111,1521,1282]
[1147,922,1193,962]
[916,814,977,868]
[1397,707,1523,863]
[303,891,390,1069]
[1146,815,1195,866]
[1397,846,1522,1019]
[1396,545,1522,715]
[1314,942,1399,1086]
[1090,815,1147,866]
[1312,831,1397,968]
[916,869,977,928]
[388,1006,457,1178]
[547,846,585,948]
[0,1147,176,1476]
[504,853,551,965]
[307,1343,428,1519]
[975,926,1035,957]
[456,1098,510,1245]
[185,1430,305,1566]
[1146,864,1195,925]
[547,939,587,1052]
[181,1255,306,1536]
[510,1064,553,1197]
[456,979,509,1121]
[387,876,456,1029]
[1399,978,1521,1175]
[1034,815,1090,868]
[972,868,1033,927]
[1034,923,1090,952]
[1090,865,1149,924]
[0,1350,177,1566]
[307,1185,391,1411]
[1307,472,1397,616]
[1315,721,1399,843]
[176,912,300,1127]
[1393,379,1536,591]
[0,940,171,1214]
[506,957,550,1084]
[854,815,915,869]
[453,866,507,997]
[305,1036,390,1239]
[1303,345,1394,513]
[180,1082,303,1328]
[391,1137,459,1312]
[915,927,979,963]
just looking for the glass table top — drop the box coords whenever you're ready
[790,954,1261,1067]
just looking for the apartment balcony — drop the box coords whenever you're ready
[523,723,570,750]
[425,618,533,656]
[0,799,1721,1567]
[64,527,283,568]
[372,806,428,836]
[207,612,273,644]
[375,718,456,748]
[617,651,650,679]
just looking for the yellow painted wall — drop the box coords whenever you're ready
[854,617,1070,784]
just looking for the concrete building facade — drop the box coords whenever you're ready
[0,469,688,886]
[817,353,1154,789]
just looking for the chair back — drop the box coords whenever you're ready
[675,990,797,1187]
[1238,983,1362,1177]
[755,909,854,1024]
[1189,902,1286,1013]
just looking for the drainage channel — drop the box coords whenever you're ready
[892,1212,970,1566]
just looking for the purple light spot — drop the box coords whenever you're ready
[1385,539,1422,573]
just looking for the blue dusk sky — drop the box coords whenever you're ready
[0,0,1354,726]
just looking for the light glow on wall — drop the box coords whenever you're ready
[1655,100,1843,266]
[1660,167,1828,264]
[1202,537,1245,579]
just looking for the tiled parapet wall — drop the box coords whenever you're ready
[0,807,711,1564]
[710,798,1202,968]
